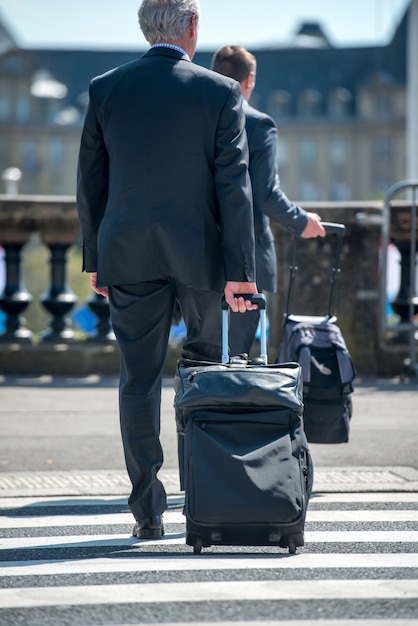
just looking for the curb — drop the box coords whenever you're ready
[0,467,417,498]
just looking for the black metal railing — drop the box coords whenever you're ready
[0,195,115,345]
[1,194,415,377]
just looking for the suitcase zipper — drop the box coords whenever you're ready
[186,366,298,383]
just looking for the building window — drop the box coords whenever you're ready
[328,87,351,117]
[2,55,26,73]
[0,94,11,121]
[372,136,393,161]
[298,89,322,117]
[19,139,39,174]
[48,138,64,170]
[268,89,291,118]
[0,138,9,174]
[300,180,320,201]
[299,138,317,166]
[329,138,347,166]
[372,178,391,197]
[375,93,392,116]
[45,101,62,124]
[329,180,351,201]
[276,136,288,168]
[16,94,31,123]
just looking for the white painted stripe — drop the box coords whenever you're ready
[309,493,418,504]
[0,495,182,508]
[0,496,131,508]
[0,492,417,510]
[110,621,418,626]
[0,534,185,549]
[306,531,418,543]
[308,510,418,522]
[0,511,185,528]
[2,509,417,529]
[1,531,418,551]
[0,579,416,608]
[0,553,416,577]
[118,621,418,626]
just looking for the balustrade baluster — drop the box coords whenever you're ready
[390,239,418,331]
[39,242,77,342]
[0,242,32,342]
[86,292,116,342]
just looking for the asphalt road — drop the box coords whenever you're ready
[0,375,417,474]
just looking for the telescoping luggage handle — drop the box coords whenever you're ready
[285,222,346,320]
[221,293,267,365]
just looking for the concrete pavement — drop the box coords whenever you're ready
[0,374,417,497]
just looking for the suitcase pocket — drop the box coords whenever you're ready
[185,409,305,524]
[303,396,351,443]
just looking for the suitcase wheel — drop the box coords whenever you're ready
[281,532,304,554]
[193,538,203,555]
[288,538,297,554]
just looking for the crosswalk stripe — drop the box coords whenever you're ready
[0,579,417,608]
[0,493,417,509]
[0,552,417,577]
[0,511,185,528]
[306,531,418,542]
[121,622,418,626]
[308,510,418,521]
[2,508,418,529]
[1,529,418,550]
[309,493,418,503]
[109,622,418,626]
[0,491,418,511]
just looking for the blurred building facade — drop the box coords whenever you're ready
[0,5,409,200]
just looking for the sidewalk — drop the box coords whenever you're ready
[1,375,417,497]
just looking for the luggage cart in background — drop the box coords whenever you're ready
[380,180,418,379]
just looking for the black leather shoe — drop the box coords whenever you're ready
[132,515,164,539]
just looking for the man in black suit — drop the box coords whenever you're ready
[77,0,258,539]
[212,45,325,356]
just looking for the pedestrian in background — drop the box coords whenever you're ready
[77,0,258,540]
[212,45,326,356]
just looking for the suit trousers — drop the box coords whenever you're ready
[108,279,223,522]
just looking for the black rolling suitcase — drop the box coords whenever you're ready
[277,222,356,444]
[174,294,313,555]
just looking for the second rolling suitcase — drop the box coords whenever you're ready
[277,222,356,443]
[174,294,313,555]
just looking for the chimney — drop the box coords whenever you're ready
[293,22,332,47]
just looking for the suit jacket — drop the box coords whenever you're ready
[245,102,308,292]
[77,47,255,291]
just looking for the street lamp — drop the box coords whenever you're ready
[1,167,22,195]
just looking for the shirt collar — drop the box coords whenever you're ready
[151,43,190,61]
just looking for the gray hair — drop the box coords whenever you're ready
[138,0,199,45]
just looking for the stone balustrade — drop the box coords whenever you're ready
[0,194,415,377]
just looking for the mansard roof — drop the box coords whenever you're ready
[0,9,17,54]
[0,5,407,121]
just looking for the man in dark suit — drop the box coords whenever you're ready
[77,0,258,539]
[212,45,325,356]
